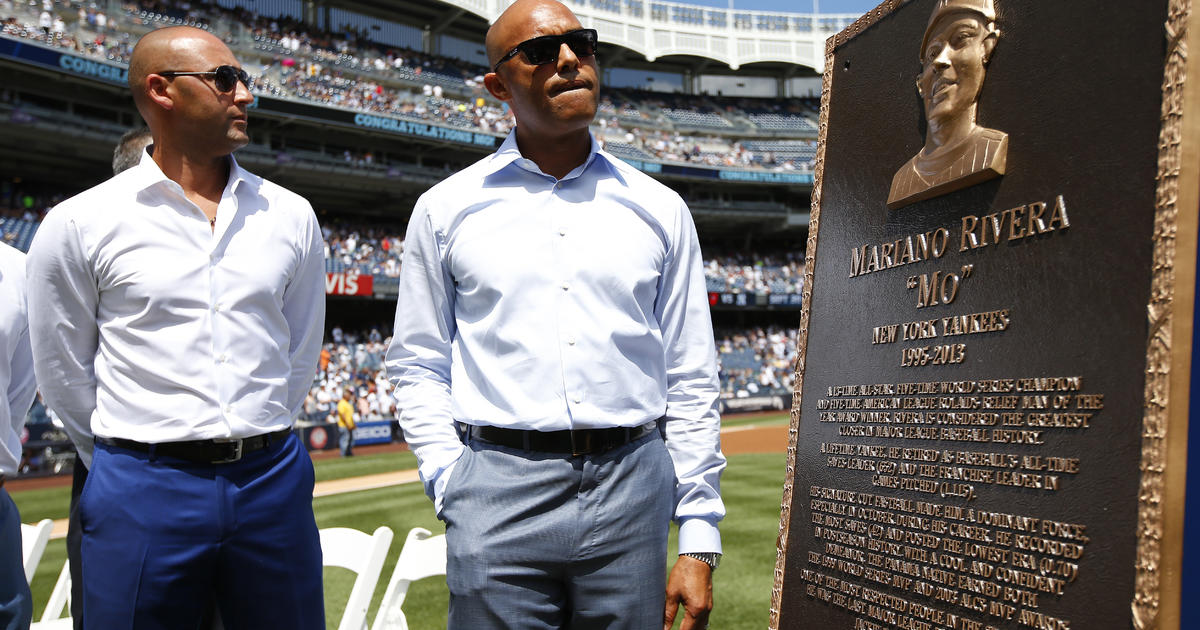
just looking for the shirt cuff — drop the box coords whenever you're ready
[677,517,722,554]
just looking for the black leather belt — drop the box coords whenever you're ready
[467,421,659,456]
[96,429,293,464]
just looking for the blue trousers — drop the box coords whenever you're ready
[0,488,32,630]
[79,433,324,630]
[442,430,675,629]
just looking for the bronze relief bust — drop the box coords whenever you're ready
[888,0,1008,210]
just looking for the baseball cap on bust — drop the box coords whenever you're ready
[920,0,996,60]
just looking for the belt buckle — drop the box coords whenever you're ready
[570,430,593,456]
[211,438,244,463]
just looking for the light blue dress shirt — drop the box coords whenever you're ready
[386,132,726,553]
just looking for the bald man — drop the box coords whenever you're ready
[386,1,725,628]
[27,26,326,629]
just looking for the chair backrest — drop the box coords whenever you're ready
[42,561,71,621]
[321,526,394,630]
[20,519,53,583]
[371,527,447,630]
[28,562,73,629]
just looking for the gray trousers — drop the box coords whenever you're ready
[441,430,675,629]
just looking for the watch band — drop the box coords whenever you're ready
[681,552,721,571]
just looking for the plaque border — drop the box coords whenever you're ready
[1134,2,1197,629]
[768,2,1198,629]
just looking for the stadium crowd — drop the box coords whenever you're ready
[7,209,808,296]
[4,1,810,443]
[296,324,799,427]
[321,222,805,295]
[1,0,819,171]
[18,320,798,477]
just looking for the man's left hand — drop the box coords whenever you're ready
[663,555,713,630]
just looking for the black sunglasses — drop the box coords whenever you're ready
[158,65,251,93]
[492,28,598,73]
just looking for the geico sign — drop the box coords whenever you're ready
[352,424,393,441]
[325,272,374,296]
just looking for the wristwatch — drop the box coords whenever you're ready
[681,552,722,571]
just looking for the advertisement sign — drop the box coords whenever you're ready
[351,420,395,446]
[719,395,786,414]
[300,424,338,451]
[325,272,374,296]
[250,95,502,149]
[0,36,128,85]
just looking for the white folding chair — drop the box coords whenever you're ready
[20,519,53,583]
[30,561,73,629]
[371,527,447,630]
[322,525,394,630]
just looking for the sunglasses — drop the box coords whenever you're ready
[492,28,598,73]
[157,65,252,93]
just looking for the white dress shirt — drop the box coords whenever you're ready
[0,242,36,477]
[26,151,325,467]
[385,132,726,553]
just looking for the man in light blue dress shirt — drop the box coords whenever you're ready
[385,0,726,627]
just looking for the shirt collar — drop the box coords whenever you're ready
[485,129,611,182]
[127,147,253,196]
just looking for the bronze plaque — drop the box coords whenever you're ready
[772,2,1200,629]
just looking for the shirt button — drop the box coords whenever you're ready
[224,405,233,414]
[218,353,229,363]
[558,228,567,236]
[573,397,582,404]
[213,303,223,312]
[561,282,570,291]
[567,336,576,346]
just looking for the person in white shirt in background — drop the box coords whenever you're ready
[386,1,725,628]
[26,26,325,629]
[0,241,37,630]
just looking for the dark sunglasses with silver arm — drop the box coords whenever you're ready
[492,28,599,73]
[157,65,252,93]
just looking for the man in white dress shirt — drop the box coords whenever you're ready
[0,241,37,630]
[385,1,725,628]
[26,26,326,629]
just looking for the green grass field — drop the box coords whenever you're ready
[13,429,788,628]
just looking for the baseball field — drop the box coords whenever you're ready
[11,412,791,629]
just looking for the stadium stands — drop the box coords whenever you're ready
[3,0,813,435]
[302,323,800,426]
[0,218,39,252]
[321,223,806,295]
[1,212,807,298]
[717,326,799,399]
[1,0,822,173]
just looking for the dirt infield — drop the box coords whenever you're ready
[721,423,789,454]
